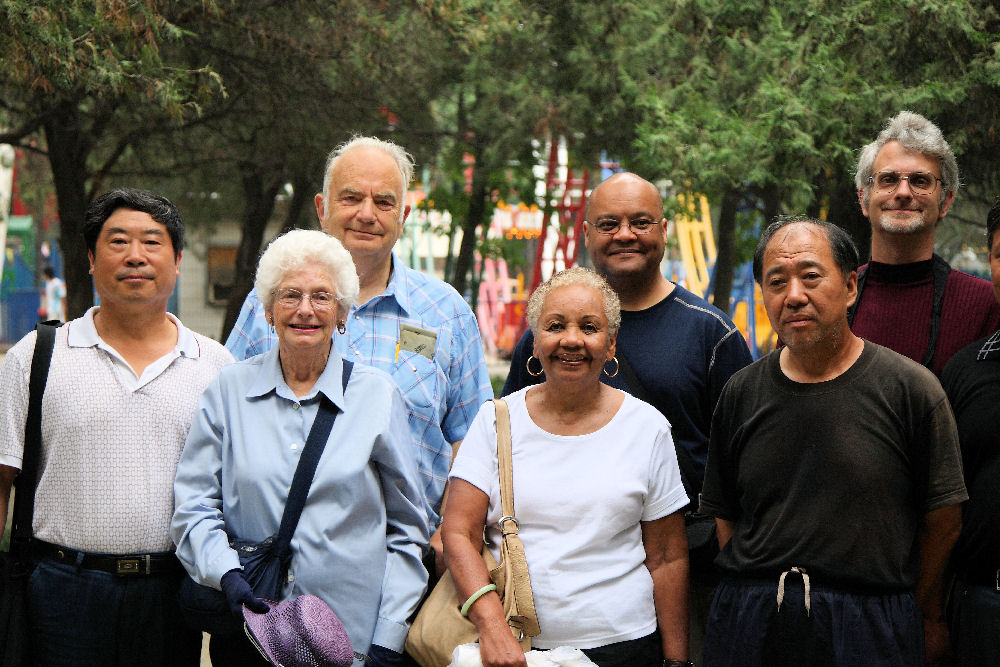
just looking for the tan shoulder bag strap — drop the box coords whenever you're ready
[492,398,541,642]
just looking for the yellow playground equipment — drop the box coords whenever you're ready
[671,193,776,356]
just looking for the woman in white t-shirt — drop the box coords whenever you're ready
[443,267,691,667]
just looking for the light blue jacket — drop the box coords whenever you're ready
[171,346,429,656]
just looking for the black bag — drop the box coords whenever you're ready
[1,322,59,667]
[0,554,32,667]
[178,362,352,635]
[178,537,291,635]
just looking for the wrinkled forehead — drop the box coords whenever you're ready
[328,146,405,197]
[588,176,663,219]
[764,223,833,266]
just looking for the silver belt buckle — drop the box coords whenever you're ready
[116,555,151,575]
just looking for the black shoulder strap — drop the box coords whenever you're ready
[616,352,702,496]
[922,254,950,371]
[10,322,60,560]
[274,360,353,558]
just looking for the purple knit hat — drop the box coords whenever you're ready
[243,595,354,667]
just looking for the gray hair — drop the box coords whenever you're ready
[855,111,959,208]
[321,136,414,220]
[526,266,621,335]
[255,229,360,311]
[753,216,859,285]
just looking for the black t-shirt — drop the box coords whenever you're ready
[502,283,753,497]
[700,341,967,590]
[940,331,1000,580]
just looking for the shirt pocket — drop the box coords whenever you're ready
[391,351,442,412]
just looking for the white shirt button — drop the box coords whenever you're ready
[290,443,299,451]
[292,404,300,411]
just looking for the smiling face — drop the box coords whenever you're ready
[88,208,180,310]
[583,174,668,288]
[859,140,953,237]
[266,265,344,357]
[532,283,616,384]
[314,146,406,270]
[761,222,857,354]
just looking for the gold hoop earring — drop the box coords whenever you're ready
[337,321,346,335]
[526,355,544,377]
[604,357,620,378]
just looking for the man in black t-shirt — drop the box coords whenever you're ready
[940,198,1000,667]
[700,216,966,667]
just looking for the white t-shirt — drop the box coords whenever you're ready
[450,387,689,649]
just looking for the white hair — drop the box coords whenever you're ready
[255,229,360,311]
[321,136,414,221]
[526,266,621,335]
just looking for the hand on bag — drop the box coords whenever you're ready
[220,569,270,620]
[478,625,527,667]
[366,644,403,667]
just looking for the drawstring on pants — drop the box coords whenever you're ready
[777,567,811,616]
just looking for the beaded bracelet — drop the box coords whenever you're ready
[663,660,695,667]
[460,583,498,617]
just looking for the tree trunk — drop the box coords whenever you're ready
[44,105,93,321]
[450,159,489,298]
[711,188,741,315]
[220,164,283,340]
[760,182,781,227]
[278,171,317,236]
[826,178,871,262]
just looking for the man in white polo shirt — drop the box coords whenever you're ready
[0,188,233,666]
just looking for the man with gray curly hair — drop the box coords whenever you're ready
[852,110,1000,375]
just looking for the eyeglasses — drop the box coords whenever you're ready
[868,171,942,196]
[272,288,336,310]
[588,217,660,236]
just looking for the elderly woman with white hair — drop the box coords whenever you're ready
[443,267,691,667]
[172,229,428,667]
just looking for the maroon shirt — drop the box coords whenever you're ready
[851,258,1000,376]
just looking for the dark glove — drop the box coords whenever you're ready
[220,569,269,620]
[366,644,403,667]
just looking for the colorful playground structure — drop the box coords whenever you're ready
[469,140,777,359]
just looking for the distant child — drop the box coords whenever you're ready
[40,266,66,322]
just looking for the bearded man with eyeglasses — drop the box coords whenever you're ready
[852,110,1000,376]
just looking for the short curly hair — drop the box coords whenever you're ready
[526,266,621,336]
[255,229,360,311]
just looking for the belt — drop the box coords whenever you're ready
[33,540,183,576]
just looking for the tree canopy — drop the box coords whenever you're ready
[3,0,999,326]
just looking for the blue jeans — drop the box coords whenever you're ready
[949,580,1000,667]
[27,558,201,667]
